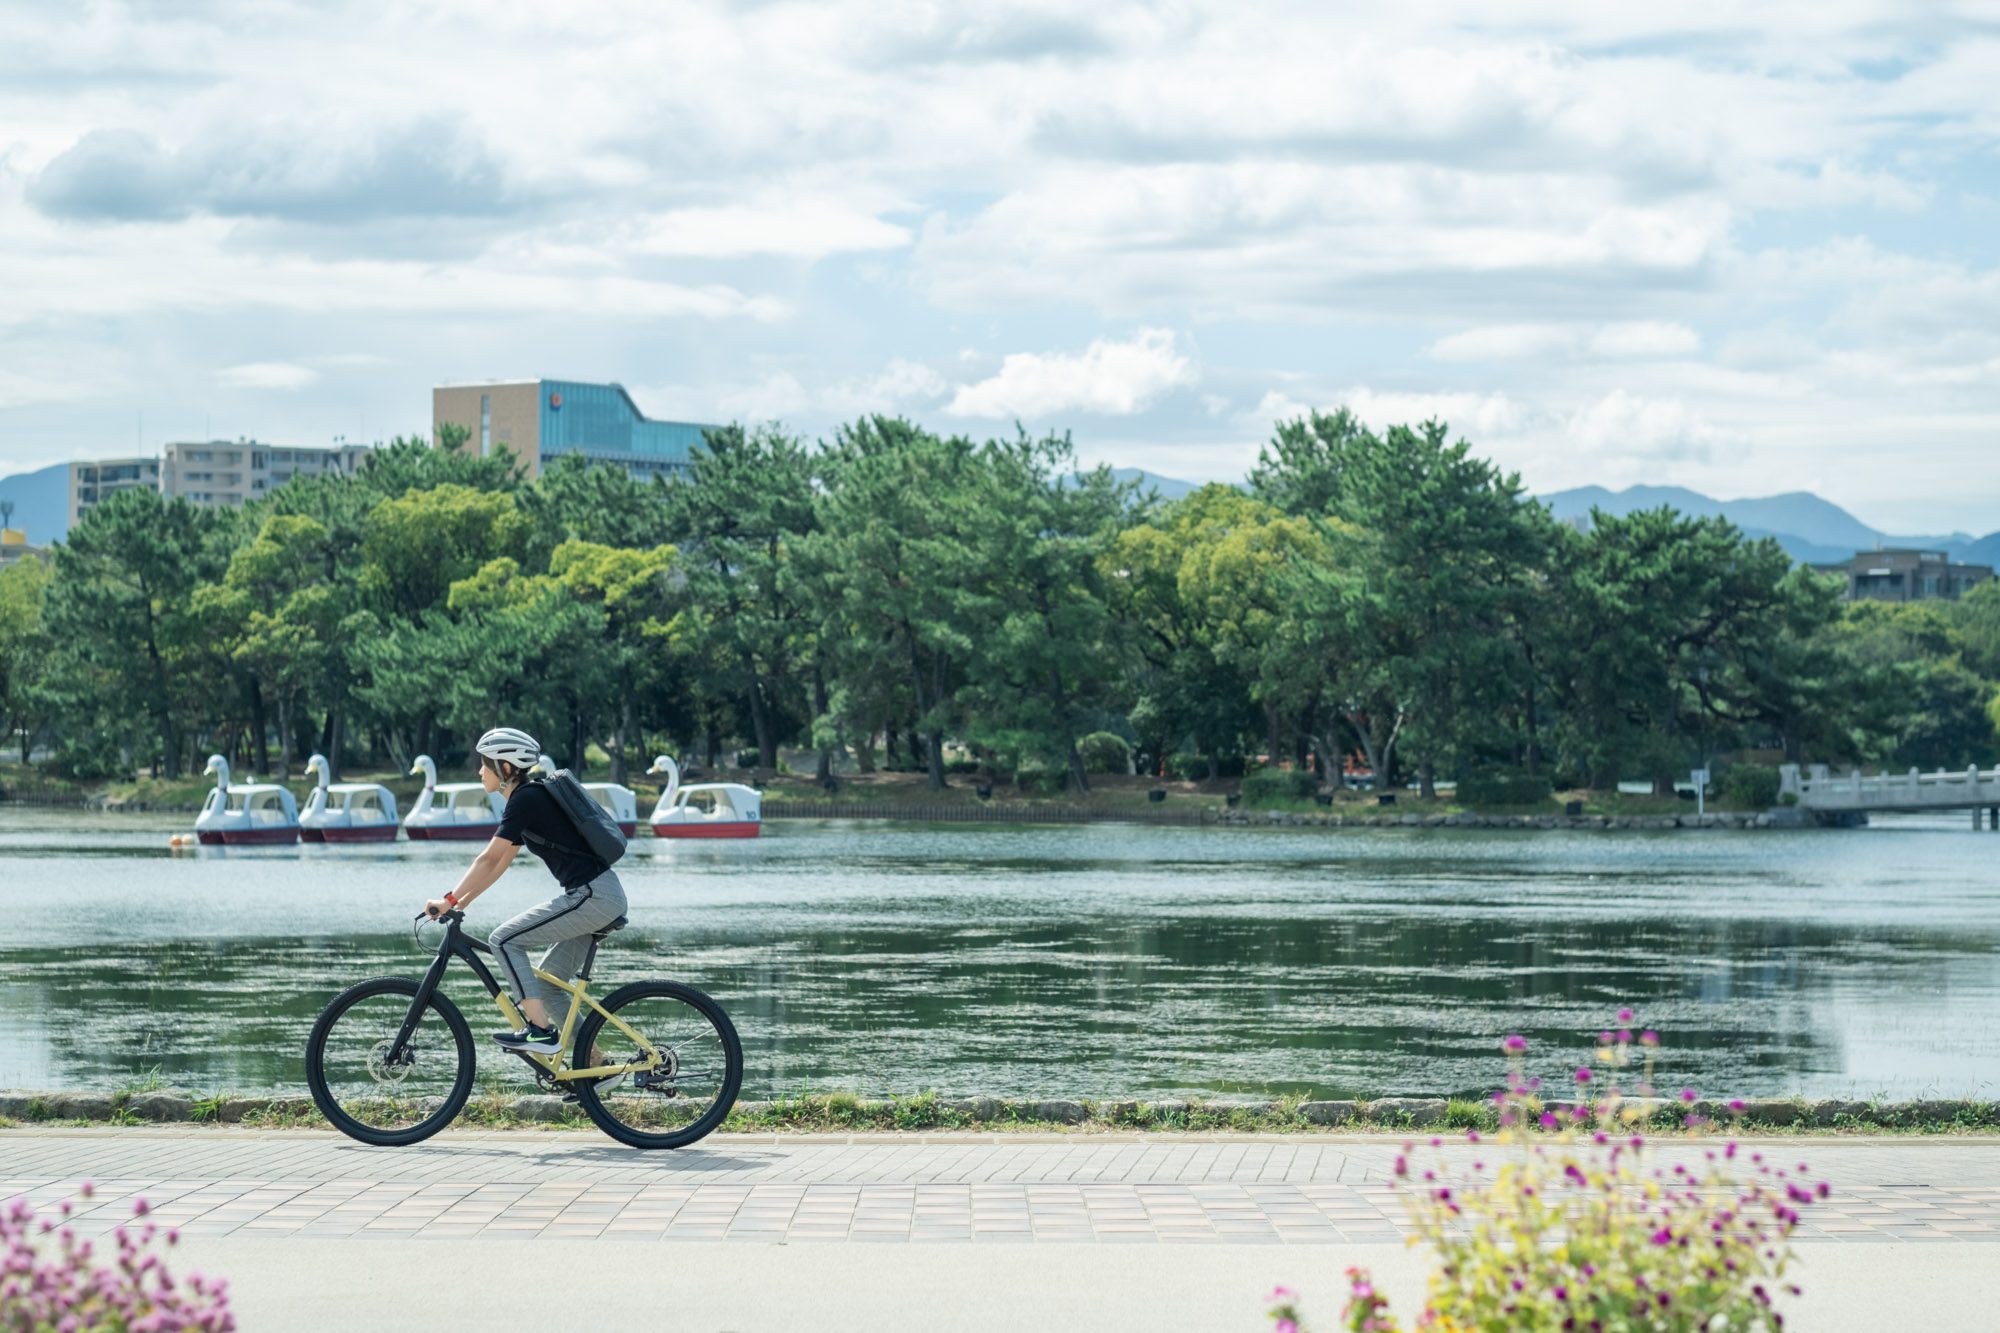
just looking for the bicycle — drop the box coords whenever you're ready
[304,909,742,1149]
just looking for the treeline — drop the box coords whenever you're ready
[1,409,1998,795]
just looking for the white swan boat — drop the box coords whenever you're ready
[299,753,401,843]
[647,755,762,839]
[193,754,301,846]
[402,754,504,841]
[533,756,639,836]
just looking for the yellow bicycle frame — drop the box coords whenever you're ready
[491,968,665,1082]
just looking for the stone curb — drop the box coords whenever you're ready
[3,1091,1994,1131]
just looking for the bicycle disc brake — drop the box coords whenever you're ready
[367,1038,416,1085]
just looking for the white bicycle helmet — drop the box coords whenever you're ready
[474,726,541,769]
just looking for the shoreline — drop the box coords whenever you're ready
[5,1090,1993,1136]
[0,793,1798,830]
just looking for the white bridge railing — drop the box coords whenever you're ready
[1780,763,2000,812]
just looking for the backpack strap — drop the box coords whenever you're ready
[521,825,608,870]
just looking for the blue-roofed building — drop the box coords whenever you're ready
[433,379,718,481]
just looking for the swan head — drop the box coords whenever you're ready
[410,754,437,781]
[647,755,675,776]
[534,755,557,776]
[304,753,328,782]
[203,754,228,783]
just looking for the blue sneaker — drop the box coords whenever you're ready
[494,1022,560,1053]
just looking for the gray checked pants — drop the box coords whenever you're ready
[488,869,628,1033]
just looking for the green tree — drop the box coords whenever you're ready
[360,484,531,621]
[1824,598,1998,768]
[1327,420,1545,798]
[359,429,519,496]
[41,488,224,776]
[663,425,817,770]
[547,540,684,781]
[1100,486,1277,779]
[1951,579,2000,682]
[522,452,670,554]
[959,432,1129,791]
[810,418,983,789]
[1248,407,1371,518]
[192,514,335,776]
[1546,509,1807,790]
[0,557,51,762]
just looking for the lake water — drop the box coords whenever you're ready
[3,807,1999,1102]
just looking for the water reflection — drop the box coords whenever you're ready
[2,809,1997,1098]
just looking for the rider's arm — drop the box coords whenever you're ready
[429,837,521,915]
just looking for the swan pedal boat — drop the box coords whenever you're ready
[193,755,301,845]
[402,754,504,840]
[299,753,401,843]
[647,755,762,838]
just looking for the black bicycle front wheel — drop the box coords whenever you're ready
[305,976,475,1146]
[571,980,743,1149]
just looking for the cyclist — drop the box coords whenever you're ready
[424,726,628,1055]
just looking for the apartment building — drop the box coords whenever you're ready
[69,441,371,524]
[68,456,163,526]
[159,439,370,508]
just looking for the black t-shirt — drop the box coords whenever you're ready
[496,782,603,890]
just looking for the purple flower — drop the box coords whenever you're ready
[1574,1068,1592,1084]
[1651,1226,1674,1245]
[1681,1088,1698,1103]
[1617,1008,1634,1023]
[1640,1031,1659,1046]
[1503,1035,1528,1053]
[1729,1099,1746,1113]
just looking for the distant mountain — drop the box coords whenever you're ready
[0,463,68,544]
[1541,484,1995,566]
[1107,467,1202,501]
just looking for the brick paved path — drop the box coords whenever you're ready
[5,1129,1999,1245]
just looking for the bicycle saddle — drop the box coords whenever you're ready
[592,915,629,939]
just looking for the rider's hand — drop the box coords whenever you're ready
[424,898,451,919]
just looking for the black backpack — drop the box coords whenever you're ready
[526,771,628,868]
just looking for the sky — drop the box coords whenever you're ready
[3,1,1999,533]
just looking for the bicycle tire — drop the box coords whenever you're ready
[571,980,743,1149]
[305,976,475,1146]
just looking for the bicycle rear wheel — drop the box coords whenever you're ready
[305,976,474,1146]
[570,980,743,1149]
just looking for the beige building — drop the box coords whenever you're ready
[433,379,716,481]
[68,456,162,526]
[69,441,370,525]
[159,439,370,509]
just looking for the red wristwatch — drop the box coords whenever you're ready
[443,891,459,908]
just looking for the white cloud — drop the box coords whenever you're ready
[1429,321,1699,362]
[215,361,319,390]
[1587,322,1701,358]
[947,329,1196,418]
[633,200,912,259]
[1565,390,1730,461]
[4,2,2000,524]
[1430,325,1576,362]
[1245,387,1532,440]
